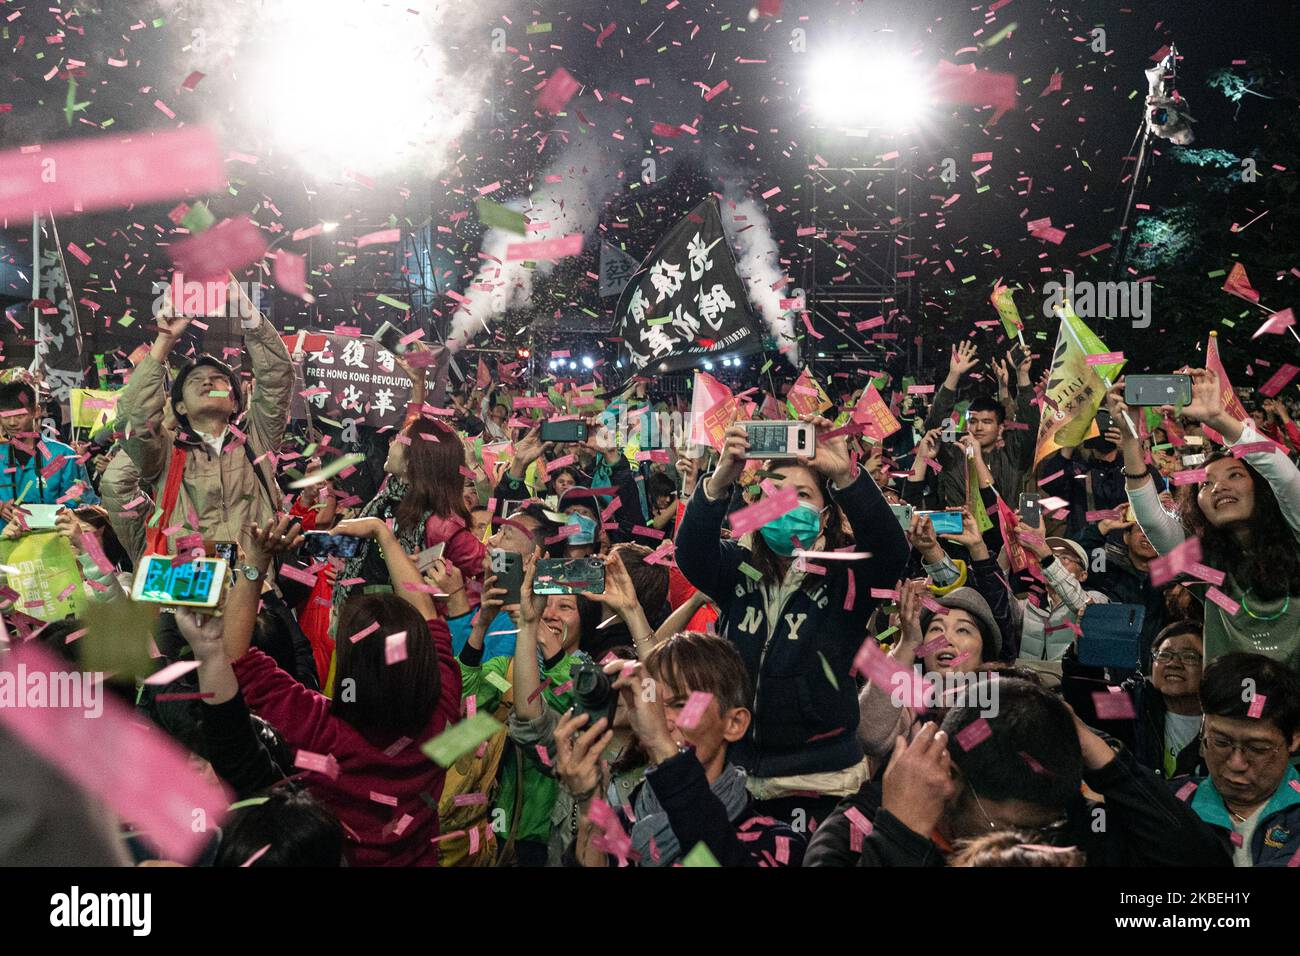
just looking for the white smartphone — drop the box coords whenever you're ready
[372,320,408,355]
[741,420,816,460]
[414,541,447,572]
[131,554,228,608]
[19,503,63,530]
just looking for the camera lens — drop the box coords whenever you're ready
[798,432,806,448]
[573,663,612,708]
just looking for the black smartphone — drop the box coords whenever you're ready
[1125,374,1192,407]
[1019,492,1042,527]
[1094,408,1115,436]
[206,541,238,564]
[540,420,589,443]
[489,548,523,604]
[301,531,362,559]
[533,557,605,595]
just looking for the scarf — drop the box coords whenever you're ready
[629,761,750,867]
[330,476,431,625]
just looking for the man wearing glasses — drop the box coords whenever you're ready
[1183,653,1300,866]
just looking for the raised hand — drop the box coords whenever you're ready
[908,513,942,562]
[946,340,979,386]
[586,550,641,620]
[706,425,750,498]
[880,722,957,838]
[553,710,613,802]
[796,413,856,487]
[246,513,307,569]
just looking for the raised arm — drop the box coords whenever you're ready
[237,279,293,455]
[118,308,190,482]
[333,516,438,620]
[675,425,749,604]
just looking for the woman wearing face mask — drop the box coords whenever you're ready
[676,413,910,824]
[1110,370,1300,671]
[331,415,486,634]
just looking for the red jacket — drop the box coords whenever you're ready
[423,513,486,607]
[231,617,461,866]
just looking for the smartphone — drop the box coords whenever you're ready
[372,320,409,355]
[205,541,238,564]
[500,499,527,520]
[1018,492,1042,528]
[888,502,914,530]
[489,548,523,604]
[918,510,964,535]
[533,557,605,595]
[741,420,816,460]
[301,531,363,559]
[1093,408,1115,437]
[540,420,589,443]
[414,541,447,572]
[1125,374,1192,407]
[132,554,228,608]
[18,503,62,530]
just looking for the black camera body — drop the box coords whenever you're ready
[571,659,618,730]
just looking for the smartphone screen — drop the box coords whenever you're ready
[302,532,362,559]
[533,558,605,595]
[920,510,964,536]
[133,555,227,607]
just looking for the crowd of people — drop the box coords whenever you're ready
[2,286,1300,869]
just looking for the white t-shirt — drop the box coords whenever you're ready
[1231,804,1266,867]
[1163,711,1201,774]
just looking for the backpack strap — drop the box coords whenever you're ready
[145,445,189,555]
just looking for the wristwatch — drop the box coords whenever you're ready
[238,564,266,583]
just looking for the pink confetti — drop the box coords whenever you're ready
[143,659,202,686]
[1091,689,1136,720]
[536,67,581,114]
[1246,693,1267,719]
[504,233,584,261]
[676,691,713,730]
[0,127,224,221]
[384,631,409,665]
[955,718,992,750]
[169,214,268,283]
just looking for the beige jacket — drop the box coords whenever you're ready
[117,318,292,555]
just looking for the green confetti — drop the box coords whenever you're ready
[818,651,839,691]
[526,22,553,33]
[375,294,410,311]
[682,842,721,867]
[739,562,762,581]
[118,312,135,327]
[876,625,899,642]
[421,712,504,768]
[485,671,513,693]
[475,198,527,235]
[288,452,366,488]
[646,316,672,326]
[181,202,215,233]
[227,797,270,811]
[1206,269,1227,279]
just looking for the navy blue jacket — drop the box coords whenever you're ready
[675,471,909,778]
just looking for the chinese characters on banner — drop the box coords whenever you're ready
[616,198,763,373]
[282,333,413,429]
[30,244,85,405]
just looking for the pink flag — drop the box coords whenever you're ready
[169,214,267,282]
[0,127,224,221]
[0,643,230,862]
[1202,332,1251,445]
[1252,307,1294,340]
[1222,262,1260,303]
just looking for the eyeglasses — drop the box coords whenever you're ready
[1201,733,1285,761]
[1153,651,1202,666]
[971,789,1069,836]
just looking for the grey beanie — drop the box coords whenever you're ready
[918,586,1002,662]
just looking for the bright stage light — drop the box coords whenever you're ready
[807,50,932,130]
[244,2,479,179]
[581,356,594,369]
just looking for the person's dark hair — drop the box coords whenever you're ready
[394,416,472,537]
[73,505,133,573]
[948,830,1085,867]
[646,471,676,503]
[968,396,1007,425]
[512,503,563,554]
[1199,652,1300,740]
[0,381,36,412]
[333,595,441,738]
[644,631,752,714]
[214,785,344,867]
[943,679,1083,812]
[611,543,669,620]
[547,468,579,493]
[168,355,243,430]
[746,465,849,588]
[1178,450,1300,601]
[1150,619,1203,653]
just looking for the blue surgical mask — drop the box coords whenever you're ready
[758,503,823,557]
[566,512,598,545]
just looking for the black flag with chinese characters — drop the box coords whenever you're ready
[614,197,762,373]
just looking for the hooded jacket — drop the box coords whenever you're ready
[116,316,292,556]
[675,470,909,778]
